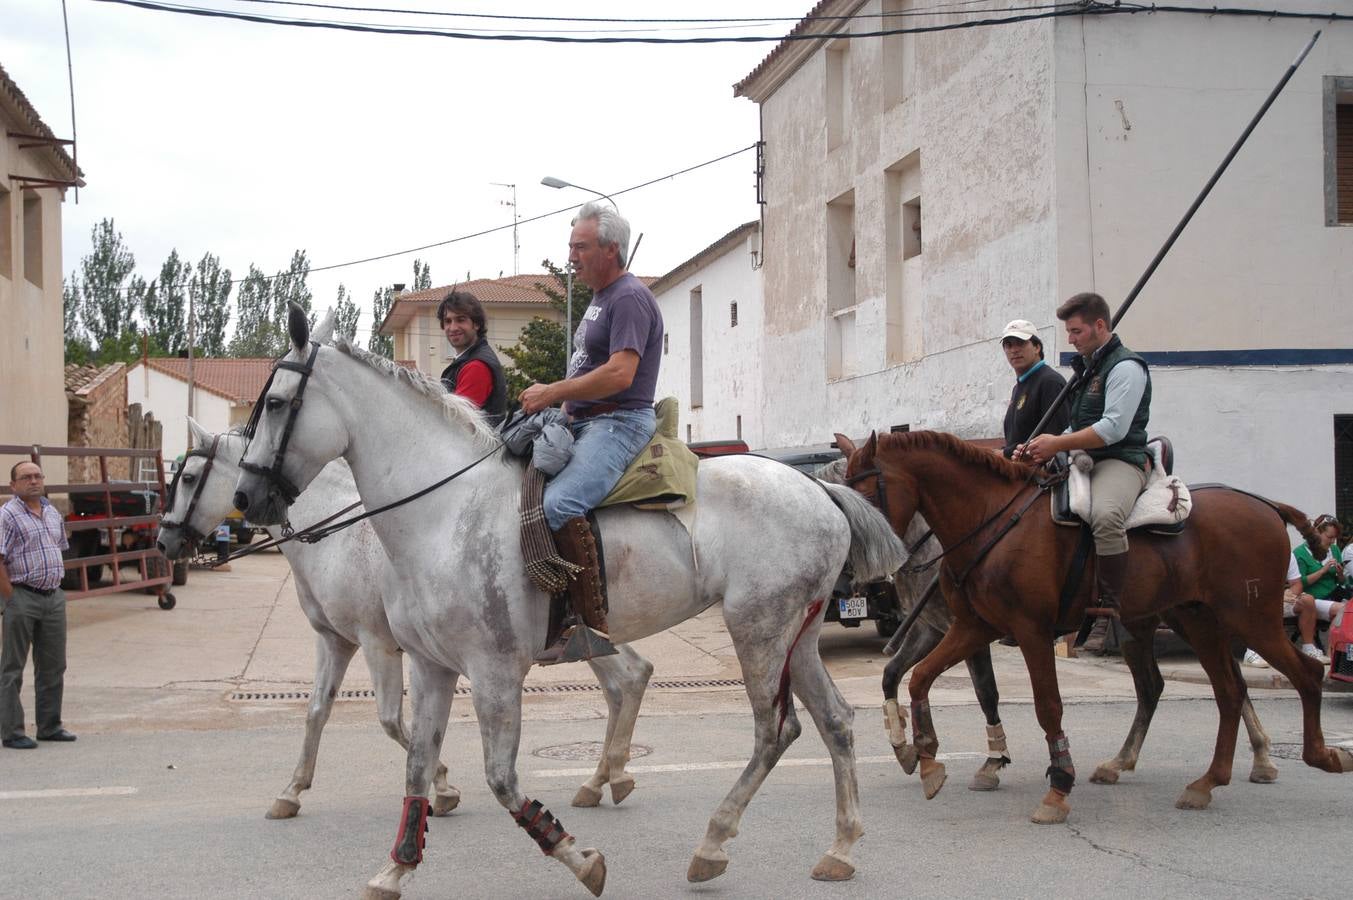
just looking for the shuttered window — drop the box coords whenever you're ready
[1338,104,1353,225]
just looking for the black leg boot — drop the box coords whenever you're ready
[534,516,617,666]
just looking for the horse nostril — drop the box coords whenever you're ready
[233,491,250,512]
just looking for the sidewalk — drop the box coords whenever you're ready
[40,549,1306,736]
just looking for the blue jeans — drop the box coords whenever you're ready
[544,407,656,532]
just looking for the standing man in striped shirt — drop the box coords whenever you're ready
[1,461,77,749]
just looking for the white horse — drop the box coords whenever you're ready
[158,421,657,819]
[232,307,908,898]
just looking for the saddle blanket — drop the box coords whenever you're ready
[1062,442,1191,532]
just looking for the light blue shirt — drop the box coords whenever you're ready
[1017,359,1046,384]
[1060,345,1148,445]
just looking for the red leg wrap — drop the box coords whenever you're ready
[513,798,571,855]
[391,796,430,866]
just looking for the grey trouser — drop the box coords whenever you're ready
[1088,458,1149,556]
[1,584,67,740]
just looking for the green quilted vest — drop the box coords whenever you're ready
[1069,336,1151,467]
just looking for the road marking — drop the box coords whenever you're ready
[0,786,138,801]
[532,752,985,778]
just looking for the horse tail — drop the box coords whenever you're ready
[1273,501,1315,546]
[817,481,909,582]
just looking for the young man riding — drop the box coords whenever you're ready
[519,201,663,664]
[1015,292,1151,651]
[438,290,508,427]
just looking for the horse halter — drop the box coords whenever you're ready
[846,464,891,522]
[239,341,320,507]
[160,433,223,550]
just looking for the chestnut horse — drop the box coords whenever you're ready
[837,429,1352,826]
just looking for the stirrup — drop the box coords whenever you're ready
[1084,606,1121,619]
[534,624,618,666]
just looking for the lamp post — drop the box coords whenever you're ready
[540,176,619,365]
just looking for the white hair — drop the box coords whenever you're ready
[572,200,631,268]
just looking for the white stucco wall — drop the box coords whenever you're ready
[126,364,234,462]
[652,230,765,448]
[398,304,564,379]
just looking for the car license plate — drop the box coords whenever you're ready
[839,595,867,620]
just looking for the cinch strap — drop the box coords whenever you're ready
[513,798,571,855]
[390,796,430,866]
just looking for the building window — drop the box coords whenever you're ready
[22,191,42,287]
[1336,415,1353,525]
[736,415,743,441]
[730,302,738,328]
[825,39,851,152]
[826,190,857,380]
[0,185,11,280]
[690,286,704,408]
[664,332,670,355]
[885,152,923,364]
[881,0,916,110]
[1324,76,1353,226]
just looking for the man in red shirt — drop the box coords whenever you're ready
[437,291,507,427]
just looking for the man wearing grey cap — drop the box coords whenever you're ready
[999,319,1068,458]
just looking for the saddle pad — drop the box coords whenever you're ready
[601,396,699,511]
[1056,442,1191,532]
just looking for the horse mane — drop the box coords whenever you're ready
[331,336,501,450]
[875,430,1032,482]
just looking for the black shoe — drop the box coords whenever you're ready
[998,636,1018,647]
[3,736,38,749]
[38,729,77,742]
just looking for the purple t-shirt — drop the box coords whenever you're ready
[565,272,664,415]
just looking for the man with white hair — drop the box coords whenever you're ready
[520,201,663,663]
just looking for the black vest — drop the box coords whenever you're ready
[1069,335,1151,467]
[440,336,507,427]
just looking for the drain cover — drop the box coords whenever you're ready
[1269,742,1353,761]
[533,741,653,761]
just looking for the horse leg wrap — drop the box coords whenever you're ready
[513,798,572,856]
[986,723,1012,769]
[882,699,908,748]
[910,700,939,758]
[1046,732,1075,792]
[390,796,430,866]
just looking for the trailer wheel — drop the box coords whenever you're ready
[158,592,177,610]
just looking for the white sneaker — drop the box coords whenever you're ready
[1302,645,1330,665]
[1243,649,1269,668]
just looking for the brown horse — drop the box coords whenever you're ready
[836,429,1352,826]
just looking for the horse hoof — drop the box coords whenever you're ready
[432,789,460,816]
[1090,765,1121,785]
[362,888,400,900]
[572,784,604,808]
[1031,799,1070,825]
[265,798,301,819]
[686,849,729,883]
[1249,764,1279,784]
[920,762,947,799]
[968,771,1000,792]
[578,848,607,897]
[810,851,855,882]
[1175,787,1212,810]
[895,743,919,775]
[609,774,636,805]
[1333,748,1353,774]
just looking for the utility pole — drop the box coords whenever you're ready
[491,182,519,275]
[185,284,195,449]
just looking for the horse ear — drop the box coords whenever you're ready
[834,433,857,456]
[287,302,311,353]
[186,416,212,449]
[311,308,336,345]
[863,430,879,461]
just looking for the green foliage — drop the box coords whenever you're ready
[498,260,592,404]
[78,219,137,347]
[63,275,92,363]
[368,285,394,358]
[413,258,432,291]
[272,249,313,331]
[143,249,190,355]
[333,283,360,341]
[228,265,278,357]
[190,253,232,356]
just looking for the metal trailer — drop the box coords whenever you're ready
[0,443,181,609]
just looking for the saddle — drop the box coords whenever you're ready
[1051,436,1190,536]
[600,396,699,510]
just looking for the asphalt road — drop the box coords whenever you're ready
[3,694,1351,899]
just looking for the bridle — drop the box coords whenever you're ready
[239,341,321,507]
[160,432,224,551]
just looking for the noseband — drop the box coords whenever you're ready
[239,341,320,507]
[160,433,223,550]
[845,465,890,521]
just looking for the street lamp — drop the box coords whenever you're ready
[540,176,619,363]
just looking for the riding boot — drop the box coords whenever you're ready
[534,516,617,666]
[1086,551,1129,618]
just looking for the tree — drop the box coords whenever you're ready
[271,249,313,331]
[63,275,93,364]
[368,285,394,358]
[78,218,138,348]
[228,265,278,357]
[413,258,432,291]
[143,249,190,355]
[190,252,232,356]
[499,260,592,402]
[333,283,360,341]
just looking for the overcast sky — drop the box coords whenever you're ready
[2,1,809,342]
